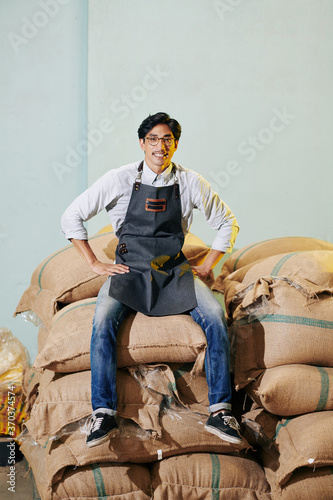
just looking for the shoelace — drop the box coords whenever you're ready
[90,415,104,432]
[80,414,105,436]
[221,415,241,431]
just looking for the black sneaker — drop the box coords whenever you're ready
[205,411,243,445]
[86,412,118,448]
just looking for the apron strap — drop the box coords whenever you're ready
[134,161,144,191]
[172,164,180,199]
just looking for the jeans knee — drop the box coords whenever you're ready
[212,299,224,318]
[206,300,225,326]
[93,309,112,333]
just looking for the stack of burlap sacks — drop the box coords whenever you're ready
[15,228,271,500]
[213,236,333,499]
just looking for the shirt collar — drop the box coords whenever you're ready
[142,161,175,184]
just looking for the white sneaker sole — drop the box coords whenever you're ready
[205,424,244,445]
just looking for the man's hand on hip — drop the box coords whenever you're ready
[90,261,130,276]
[69,238,129,276]
[191,249,225,279]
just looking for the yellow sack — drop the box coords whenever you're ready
[0,366,24,394]
[0,328,29,394]
[0,414,21,438]
[0,393,27,425]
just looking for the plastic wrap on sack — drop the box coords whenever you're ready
[46,417,151,444]
[241,415,279,459]
[77,407,208,444]
[50,414,154,444]
[128,364,208,427]
[0,328,29,393]
[41,364,209,444]
[129,364,179,406]
[17,429,47,487]
[18,310,44,328]
[231,276,326,319]
[79,365,208,442]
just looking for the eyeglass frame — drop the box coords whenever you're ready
[143,135,176,147]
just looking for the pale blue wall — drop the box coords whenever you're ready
[0,0,88,361]
[86,0,333,245]
[1,0,332,361]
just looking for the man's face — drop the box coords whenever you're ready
[139,124,178,174]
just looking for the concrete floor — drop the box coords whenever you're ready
[0,457,38,500]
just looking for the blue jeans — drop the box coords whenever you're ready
[90,277,232,415]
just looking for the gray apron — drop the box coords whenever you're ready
[108,162,197,316]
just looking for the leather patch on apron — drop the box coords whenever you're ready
[145,198,167,212]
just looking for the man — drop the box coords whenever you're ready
[61,112,242,447]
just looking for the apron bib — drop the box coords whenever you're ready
[108,162,197,316]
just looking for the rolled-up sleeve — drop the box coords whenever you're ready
[61,195,89,240]
[189,172,239,253]
[61,170,118,240]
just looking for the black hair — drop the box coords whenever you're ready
[137,112,182,141]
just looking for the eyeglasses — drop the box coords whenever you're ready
[144,136,175,147]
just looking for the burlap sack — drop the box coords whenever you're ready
[219,236,333,278]
[214,250,333,302]
[241,406,280,452]
[15,231,212,327]
[42,411,247,497]
[14,232,117,326]
[170,363,251,422]
[151,452,270,500]
[37,326,50,353]
[265,466,333,500]
[228,278,333,389]
[247,364,333,417]
[33,299,207,373]
[22,368,55,416]
[24,365,180,445]
[52,462,152,500]
[20,435,152,500]
[170,362,210,412]
[21,366,42,413]
[261,411,333,488]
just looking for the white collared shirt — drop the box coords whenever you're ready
[61,161,239,253]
